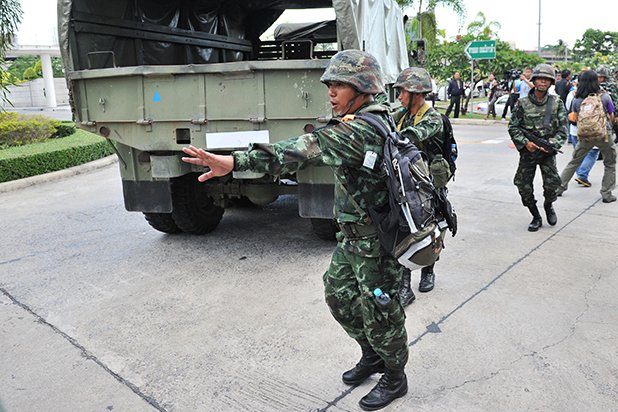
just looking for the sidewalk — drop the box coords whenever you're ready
[7,105,73,121]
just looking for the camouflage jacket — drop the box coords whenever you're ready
[392,103,444,162]
[600,80,618,115]
[508,90,568,152]
[233,102,392,257]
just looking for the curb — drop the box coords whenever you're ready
[0,155,118,194]
[448,118,508,126]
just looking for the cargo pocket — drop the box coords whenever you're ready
[430,156,451,188]
[365,294,406,331]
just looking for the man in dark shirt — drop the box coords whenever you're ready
[445,71,464,118]
[554,69,572,105]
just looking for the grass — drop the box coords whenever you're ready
[0,129,108,160]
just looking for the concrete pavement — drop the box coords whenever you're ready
[0,123,616,411]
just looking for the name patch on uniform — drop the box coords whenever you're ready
[363,151,378,169]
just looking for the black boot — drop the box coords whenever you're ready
[359,368,408,411]
[419,265,435,293]
[527,205,543,232]
[398,269,416,306]
[544,201,557,226]
[342,343,385,386]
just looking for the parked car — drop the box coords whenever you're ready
[473,94,511,117]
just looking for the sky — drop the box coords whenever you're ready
[429,0,614,51]
[12,0,615,51]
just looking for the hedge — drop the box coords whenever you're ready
[0,129,115,183]
[0,112,73,147]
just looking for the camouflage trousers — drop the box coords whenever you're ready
[514,150,561,206]
[323,240,408,370]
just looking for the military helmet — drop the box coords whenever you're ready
[393,67,433,93]
[597,66,611,78]
[531,63,556,83]
[320,50,384,95]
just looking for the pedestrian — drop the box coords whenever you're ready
[508,64,568,231]
[556,69,616,203]
[486,72,499,120]
[565,78,598,187]
[445,71,464,118]
[391,67,447,305]
[555,69,572,105]
[181,50,409,411]
[501,72,520,120]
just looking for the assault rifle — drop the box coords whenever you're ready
[522,128,562,155]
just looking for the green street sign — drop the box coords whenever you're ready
[465,40,497,60]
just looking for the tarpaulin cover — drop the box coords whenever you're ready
[59,0,406,82]
[274,20,337,42]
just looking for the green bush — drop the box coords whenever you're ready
[0,112,60,147]
[0,130,115,183]
[53,121,76,138]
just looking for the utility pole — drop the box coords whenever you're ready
[537,0,542,55]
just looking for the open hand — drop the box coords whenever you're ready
[181,145,234,182]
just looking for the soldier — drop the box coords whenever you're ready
[508,64,568,231]
[181,50,409,411]
[598,66,618,141]
[391,67,447,305]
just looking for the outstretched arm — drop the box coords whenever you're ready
[181,145,234,182]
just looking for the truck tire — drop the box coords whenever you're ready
[310,218,338,241]
[143,213,182,234]
[171,175,224,235]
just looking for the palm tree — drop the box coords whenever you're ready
[0,0,22,55]
[1,0,23,107]
[397,0,466,51]
[466,12,501,39]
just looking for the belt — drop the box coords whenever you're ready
[339,223,378,240]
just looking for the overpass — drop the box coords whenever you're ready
[5,0,61,108]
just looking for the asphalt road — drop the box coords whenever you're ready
[1,123,617,412]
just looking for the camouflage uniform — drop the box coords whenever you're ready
[598,66,618,140]
[233,53,408,370]
[392,67,447,187]
[392,67,446,299]
[508,88,568,207]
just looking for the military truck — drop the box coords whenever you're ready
[58,0,407,239]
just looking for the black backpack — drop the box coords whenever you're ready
[434,112,458,178]
[353,113,457,270]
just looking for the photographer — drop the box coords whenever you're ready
[517,67,534,99]
[501,69,521,120]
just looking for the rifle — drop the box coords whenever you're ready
[522,128,562,155]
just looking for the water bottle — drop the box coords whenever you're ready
[373,288,392,307]
[450,143,458,163]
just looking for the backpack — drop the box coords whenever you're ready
[577,93,608,142]
[353,113,458,271]
[436,112,458,178]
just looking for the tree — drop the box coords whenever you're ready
[1,0,23,108]
[396,0,466,63]
[426,34,543,83]
[572,29,618,61]
[466,12,500,39]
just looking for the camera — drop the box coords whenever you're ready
[509,69,523,80]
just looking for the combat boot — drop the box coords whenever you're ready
[359,367,408,411]
[527,205,543,232]
[544,201,557,226]
[342,343,385,386]
[398,269,416,306]
[419,265,435,293]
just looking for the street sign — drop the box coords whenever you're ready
[465,40,497,60]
